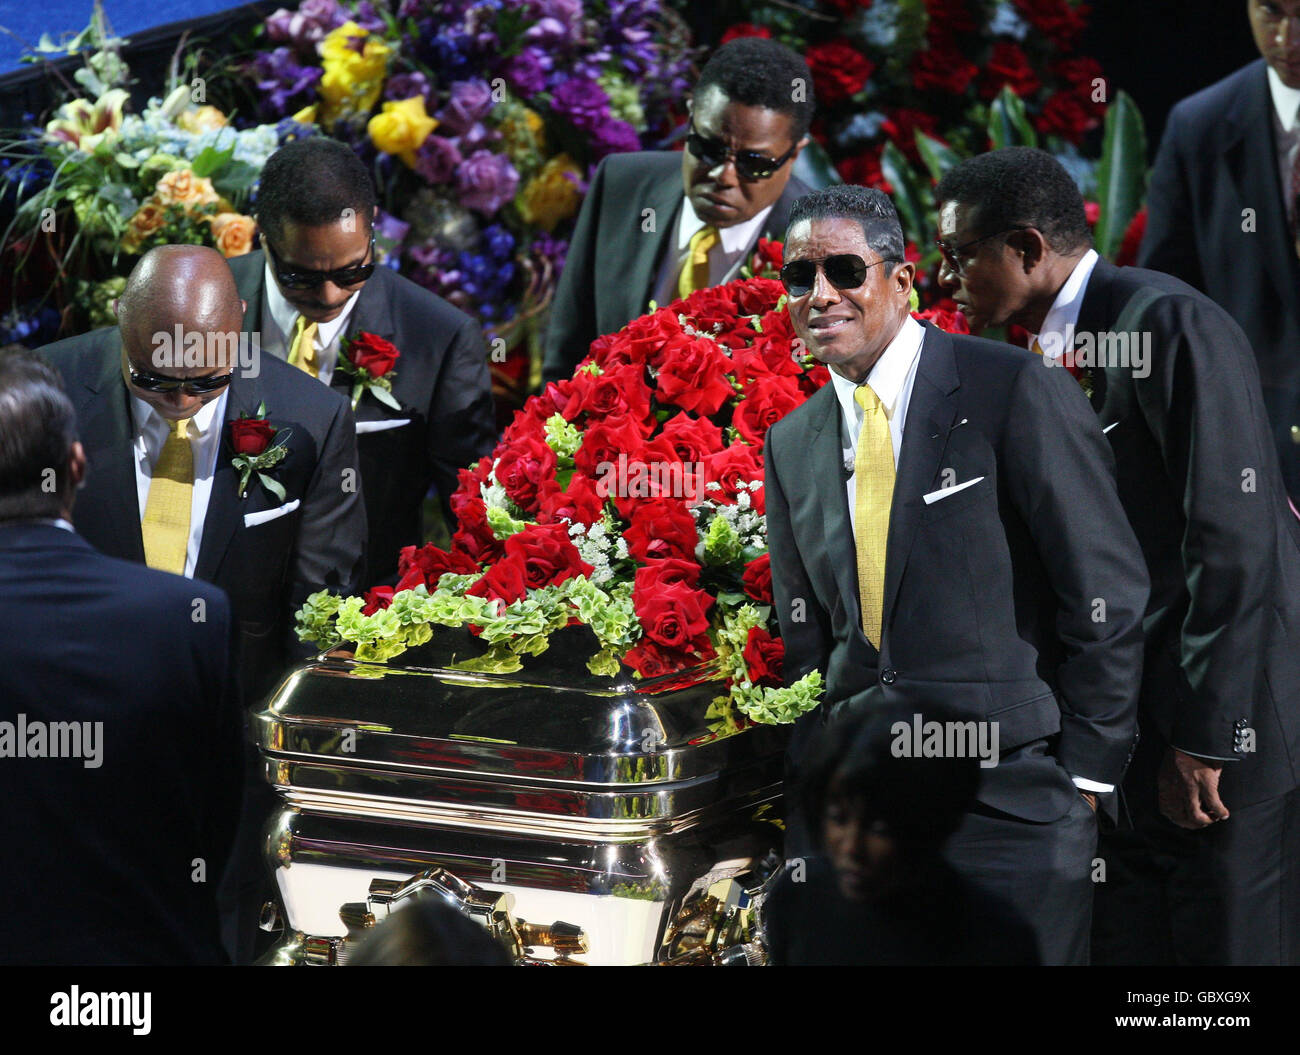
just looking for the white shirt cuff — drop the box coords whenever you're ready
[1070,776,1114,794]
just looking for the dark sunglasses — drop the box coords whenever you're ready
[780,254,893,297]
[935,227,1030,276]
[686,119,798,181]
[128,365,233,395]
[264,232,376,290]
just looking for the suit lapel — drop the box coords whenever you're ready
[234,253,267,335]
[808,384,862,631]
[629,176,684,317]
[194,374,261,582]
[882,325,961,634]
[1074,259,1115,412]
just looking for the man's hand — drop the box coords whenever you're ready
[1080,791,1098,813]
[1158,747,1229,829]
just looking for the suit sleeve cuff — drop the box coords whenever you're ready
[1070,776,1115,793]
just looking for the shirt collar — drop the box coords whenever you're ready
[829,314,925,422]
[263,259,363,350]
[676,193,774,256]
[1033,248,1100,357]
[1268,66,1300,134]
[129,387,227,448]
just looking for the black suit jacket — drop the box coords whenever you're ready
[542,150,810,383]
[1139,58,1300,496]
[228,252,498,585]
[41,329,367,702]
[0,521,241,964]
[764,324,1150,820]
[1078,259,1300,805]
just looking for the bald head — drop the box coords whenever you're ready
[117,245,244,351]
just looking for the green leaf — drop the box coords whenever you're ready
[880,141,931,247]
[369,385,402,410]
[988,86,1038,151]
[914,131,961,184]
[190,142,235,179]
[256,471,287,503]
[213,160,259,197]
[791,136,842,191]
[1093,91,1148,261]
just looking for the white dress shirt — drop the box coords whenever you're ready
[130,389,227,578]
[1030,248,1100,359]
[1268,67,1300,227]
[262,260,363,386]
[652,196,775,309]
[829,313,1108,793]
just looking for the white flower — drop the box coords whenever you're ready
[990,1,1031,40]
[854,1,900,48]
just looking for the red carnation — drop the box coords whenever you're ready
[653,337,737,417]
[806,40,874,106]
[361,585,395,615]
[346,332,400,378]
[734,374,804,446]
[634,580,714,651]
[625,498,699,563]
[979,42,1041,100]
[743,626,785,688]
[230,417,275,456]
[742,552,774,604]
[502,521,594,591]
[912,43,979,96]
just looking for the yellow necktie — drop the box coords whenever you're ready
[1031,337,1044,356]
[289,315,320,378]
[141,416,194,575]
[678,225,720,299]
[853,384,895,649]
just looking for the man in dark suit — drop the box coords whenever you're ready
[41,245,368,963]
[1139,0,1300,498]
[542,37,814,383]
[228,136,497,585]
[936,147,1300,965]
[0,352,241,965]
[765,185,1149,965]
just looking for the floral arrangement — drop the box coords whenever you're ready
[0,7,304,332]
[239,0,698,397]
[298,255,840,727]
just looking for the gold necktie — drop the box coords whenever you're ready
[141,416,194,575]
[1031,337,1044,356]
[677,225,720,299]
[853,384,895,649]
[289,315,320,378]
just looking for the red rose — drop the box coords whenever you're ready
[677,286,742,339]
[720,22,771,43]
[913,299,971,335]
[734,277,784,317]
[502,521,594,591]
[823,0,874,12]
[347,332,400,378]
[743,626,785,688]
[537,472,606,527]
[912,43,979,96]
[634,557,702,595]
[574,413,646,480]
[836,145,892,193]
[452,522,504,565]
[361,585,394,616]
[1115,208,1147,269]
[734,374,804,446]
[634,580,714,651]
[566,362,653,431]
[1014,0,1089,48]
[607,308,683,370]
[654,337,737,416]
[395,566,426,593]
[609,435,706,521]
[881,109,939,163]
[230,417,275,456]
[622,638,696,679]
[466,553,530,607]
[398,543,481,586]
[625,497,698,563]
[1033,91,1096,144]
[924,0,978,39]
[493,426,558,514]
[659,413,724,468]
[806,40,874,106]
[1084,201,1101,227]
[704,444,765,514]
[979,42,1041,100]
[742,553,774,604]
[752,237,783,274]
[1054,57,1104,92]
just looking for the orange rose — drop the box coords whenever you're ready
[155,169,219,208]
[208,212,255,258]
[121,197,168,253]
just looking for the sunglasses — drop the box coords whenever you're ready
[780,254,893,297]
[128,364,233,395]
[264,232,377,290]
[935,227,1030,277]
[686,119,798,181]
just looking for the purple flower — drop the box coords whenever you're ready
[455,150,519,214]
[588,118,642,160]
[414,135,463,184]
[373,208,410,266]
[265,0,346,50]
[534,0,583,31]
[454,123,499,152]
[248,48,322,118]
[549,78,610,134]
[503,47,551,96]
[350,1,387,33]
[523,17,575,50]
[385,71,433,105]
[439,80,496,135]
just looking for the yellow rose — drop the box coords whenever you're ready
[318,22,391,129]
[516,154,583,232]
[207,212,256,258]
[177,106,228,134]
[500,106,546,162]
[121,197,168,253]
[155,169,220,208]
[368,97,437,167]
[291,104,318,126]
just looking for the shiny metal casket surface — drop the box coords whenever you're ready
[254,626,787,964]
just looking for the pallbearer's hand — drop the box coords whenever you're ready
[1158,747,1229,829]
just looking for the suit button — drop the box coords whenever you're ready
[1235,718,1248,729]
[881,668,897,685]
[1291,425,1300,444]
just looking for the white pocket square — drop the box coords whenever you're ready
[922,476,986,505]
[244,499,301,528]
[356,417,411,434]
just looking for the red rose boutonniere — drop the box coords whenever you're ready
[230,401,291,500]
[338,332,402,411]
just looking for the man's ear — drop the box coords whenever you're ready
[1007,228,1048,273]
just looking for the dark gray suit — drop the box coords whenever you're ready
[1078,259,1300,965]
[1140,58,1300,498]
[228,251,497,586]
[542,150,809,383]
[764,323,1150,963]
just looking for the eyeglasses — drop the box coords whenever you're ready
[128,364,233,395]
[686,119,798,181]
[780,254,893,297]
[935,227,1030,277]
[264,232,377,290]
